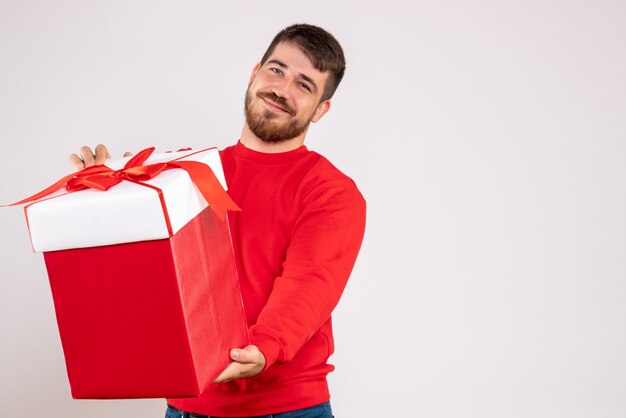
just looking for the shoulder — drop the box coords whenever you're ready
[300,152,366,208]
[305,152,360,188]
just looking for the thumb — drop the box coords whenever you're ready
[230,345,259,364]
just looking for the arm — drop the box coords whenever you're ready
[215,176,365,381]
[249,177,367,370]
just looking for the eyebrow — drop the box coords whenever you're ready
[267,59,318,92]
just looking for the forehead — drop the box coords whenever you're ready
[265,42,328,84]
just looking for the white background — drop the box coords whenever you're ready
[1,1,625,417]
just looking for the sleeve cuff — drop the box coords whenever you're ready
[249,331,282,373]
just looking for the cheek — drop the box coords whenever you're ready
[301,99,321,116]
[252,73,274,90]
[247,77,264,95]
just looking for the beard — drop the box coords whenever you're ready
[244,89,311,143]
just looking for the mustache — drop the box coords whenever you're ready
[257,91,295,116]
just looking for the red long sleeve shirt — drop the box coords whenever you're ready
[168,141,366,416]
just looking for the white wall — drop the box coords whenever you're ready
[1,1,625,417]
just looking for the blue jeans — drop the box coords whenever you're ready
[165,401,334,418]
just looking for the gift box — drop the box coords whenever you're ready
[17,147,248,399]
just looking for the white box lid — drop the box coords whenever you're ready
[24,147,231,252]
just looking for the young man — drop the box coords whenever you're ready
[71,24,366,418]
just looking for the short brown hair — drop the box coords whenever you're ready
[261,24,346,102]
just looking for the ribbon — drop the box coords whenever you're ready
[11,147,240,222]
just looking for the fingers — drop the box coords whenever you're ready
[213,362,242,383]
[230,346,260,364]
[94,144,110,165]
[213,345,267,383]
[80,146,96,167]
[69,153,85,170]
[68,144,116,170]
[213,359,261,383]
[123,151,133,157]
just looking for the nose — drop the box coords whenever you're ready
[271,84,288,101]
[270,77,292,101]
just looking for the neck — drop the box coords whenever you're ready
[239,123,307,153]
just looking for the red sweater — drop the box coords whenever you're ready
[168,141,366,416]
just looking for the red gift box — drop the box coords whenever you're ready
[16,148,248,399]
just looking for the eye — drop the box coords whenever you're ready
[298,82,312,92]
[270,67,282,75]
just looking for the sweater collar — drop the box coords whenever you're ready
[233,140,309,164]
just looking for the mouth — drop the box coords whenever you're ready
[255,91,297,116]
[261,97,291,114]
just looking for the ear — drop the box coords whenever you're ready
[311,100,331,123]
[248,62,262,86]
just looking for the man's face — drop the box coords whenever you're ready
[244,41,330,143]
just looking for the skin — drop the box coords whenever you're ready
[241,41,331,152]
[69,41,333,382]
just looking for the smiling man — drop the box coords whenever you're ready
[243,41,331,147]
[71,24,366,418]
